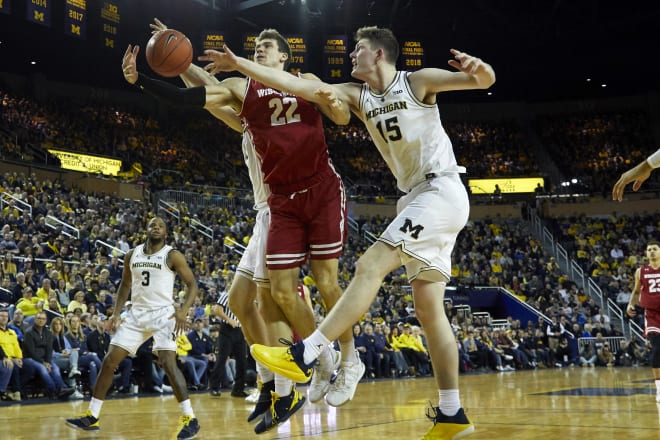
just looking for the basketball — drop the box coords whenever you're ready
[145,29,193,77]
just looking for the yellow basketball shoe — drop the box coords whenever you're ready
[422,406,474,439]
[66,409,100,431]
[254,387,306,434]
[250,340,314,384]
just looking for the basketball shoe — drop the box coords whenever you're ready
[309,347,341,403]
[247,380,275,423]
[176,415,200,440]
[66,410,100,431]
[254,387,306,434]
[250,340,314,384]
[325,355,366,407]
[423,405,474,439]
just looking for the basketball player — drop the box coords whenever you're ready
[626,240,660,402]
[612,148,660,201]
[66,217,201,439]
[122,27,359,432]
[204,26,495,439]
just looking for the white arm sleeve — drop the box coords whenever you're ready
[647,148,660,169]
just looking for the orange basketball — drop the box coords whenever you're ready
[145,29,193,77]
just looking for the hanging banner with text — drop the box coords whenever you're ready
[0,0,11,15]
[64,0,87,39]
[400,39,425,71]
[242,33,258,62]
[202,31,225,52]
[26,0,51,27]
[48,149,122,176]
[100,0,120,49]
[322,35,349,81]
[286,35,307,74]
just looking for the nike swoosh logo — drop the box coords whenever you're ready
[165,34,178,47]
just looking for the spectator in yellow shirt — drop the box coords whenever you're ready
[0,308,23,401]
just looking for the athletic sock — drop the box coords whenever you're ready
[179,399,195,417]
[274,374,293,397]
[89,397,103,419]
[303,330,331,365]
[256,361,274,384]
[438,389,461,417]
[339,338,358,363]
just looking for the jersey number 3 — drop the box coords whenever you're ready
[376,116,402,142]
[269,97,301,126]
[141,271,150,286]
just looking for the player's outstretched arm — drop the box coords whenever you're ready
[200,44,352,122]
[612,148,660,201]
[149,18,220,88]
[409,49,495,97]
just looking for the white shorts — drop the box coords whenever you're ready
[111,305,176,355]
[237,208,269,285]
[379,174,469,282]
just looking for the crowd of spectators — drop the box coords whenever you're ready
[2,87,567,202]
[535,111,659,195]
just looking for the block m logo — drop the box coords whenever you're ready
[105,38,114,48]
[399,218,424,239]
[34,11,45,22]
[71,25,81,35]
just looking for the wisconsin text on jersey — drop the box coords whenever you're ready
[132,261,163,270]
[256,88,294,98]
[365,101,408,120]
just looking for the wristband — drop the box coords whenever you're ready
[647,148,660,169]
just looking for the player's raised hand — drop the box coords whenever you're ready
[200,44,240,75]
[448,49,484,75]
[149,17,168,34]
[315,85,343,109]
[122,44,139,84]
[612,160,653,201]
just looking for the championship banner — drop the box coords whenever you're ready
[322,35,349,81]
[202,31,225,52]
[65,0,86,39]
[47,149,122,176]
[468,177,544,194]
[286,35,307,74]
[0,0,11,15]
[100,0,120,49]
[400,39,424,70]
[26,0,51,27]
[242,33,258,61]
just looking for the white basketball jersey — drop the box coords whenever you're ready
[129,243,176,310]
[242,130,270,210]
[358,71,464,192]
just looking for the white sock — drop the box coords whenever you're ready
[256,361,274,384]
[89,397,103,419]
[179,399,195,417]
[303,330,331,365]
[274,374,293,397]
[339,338,358,363]
[655,379,660,394]
[438,389,461,417]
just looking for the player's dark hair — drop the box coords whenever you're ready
[647,240,660,248]
[354,26,399,64]
[257,29,291,70]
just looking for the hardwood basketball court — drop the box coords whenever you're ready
[2,368,658,439]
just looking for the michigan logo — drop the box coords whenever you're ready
[399,218,424,239]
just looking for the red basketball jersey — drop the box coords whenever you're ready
[639,264,660,334]
[240,78,335,195]
[639,264,660,309]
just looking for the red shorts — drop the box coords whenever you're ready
[266,173,346,269]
